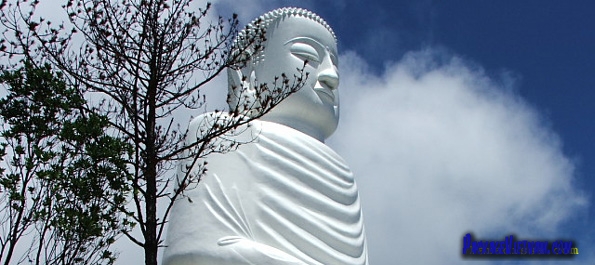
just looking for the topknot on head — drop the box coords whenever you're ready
[234,7,336,55]
[258,7,335,40]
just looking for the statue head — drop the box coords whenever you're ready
[228,7,339,141]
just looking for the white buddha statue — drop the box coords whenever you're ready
[163,7,368,265]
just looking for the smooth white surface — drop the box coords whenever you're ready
[163,8,367,265]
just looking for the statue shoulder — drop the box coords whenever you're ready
[186,112,261,144]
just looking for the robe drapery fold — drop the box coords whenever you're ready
[164,119,368,265]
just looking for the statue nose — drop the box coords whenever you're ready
[318,67,339,90]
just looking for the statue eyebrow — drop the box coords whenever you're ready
[285,37,338,63]
[286,37,336,51]
[285,37,323,46]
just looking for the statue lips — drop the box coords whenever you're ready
[314,84,335,104]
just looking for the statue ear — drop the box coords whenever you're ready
[227,66,259,114]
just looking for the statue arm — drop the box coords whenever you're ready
[217,236,306,264]
[166,126,307,265]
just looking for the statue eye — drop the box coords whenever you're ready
[290,43,320,63]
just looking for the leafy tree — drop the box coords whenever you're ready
[1,1,307,264]
[0,62,132,265]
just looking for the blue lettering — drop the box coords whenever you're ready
[505,235,513,254]
[472,241,479,254]
[478,241,488,254]
[463,233,472,254]
[463,235,574,256]
[562,241,572,254]
[516,241,526,254]
[527,241,535,254]
[552,241,559,250]
[538,241,548,254]
[489,241,496,254]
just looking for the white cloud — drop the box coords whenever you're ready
[328,49,588,264]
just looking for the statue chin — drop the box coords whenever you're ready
[261,109,338,142]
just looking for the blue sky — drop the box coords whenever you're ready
[319,0,595,194]
[209,1,594,264]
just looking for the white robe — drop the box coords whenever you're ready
[163,117,368,265]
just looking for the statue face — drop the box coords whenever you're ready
[255,16,339,141]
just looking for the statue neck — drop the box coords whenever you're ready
[260,116,326,142]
